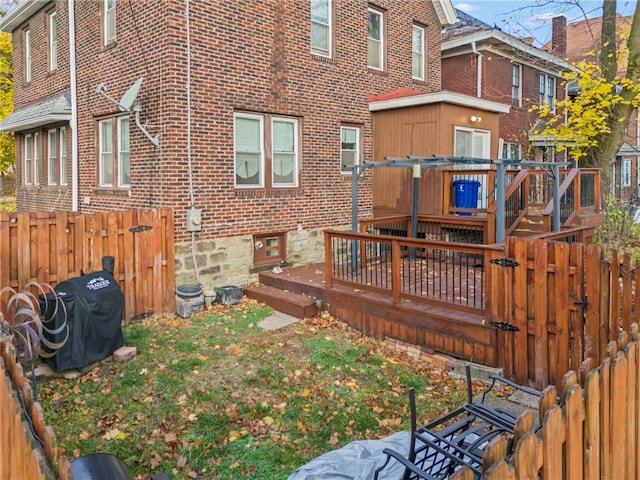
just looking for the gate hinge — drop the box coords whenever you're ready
[574,295,588,311]
[129,225,153,233]
[489,257,520,268]
[490,321,520,332]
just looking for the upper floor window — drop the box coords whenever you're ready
[412,24,425,81]
[24,134,33,185]
[511,64,521,107]
[234,112,299,188]
[49,11,57,71]
[24,29,31,82]
[539,73,555,110]
[48,129,57,185]
[311,0,332,57]
[340,126,360,174]
[99,116,130,188]
[367,7,384,70]
[104,0,116,45]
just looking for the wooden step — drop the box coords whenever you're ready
[244,283,319,319]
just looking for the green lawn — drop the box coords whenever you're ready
[39,301,472,479]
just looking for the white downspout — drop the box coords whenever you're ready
[471,41,481,98]
[68,0,79,211]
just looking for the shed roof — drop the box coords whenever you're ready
[0,94,71,132]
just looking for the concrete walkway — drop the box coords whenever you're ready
[258,311,299,331]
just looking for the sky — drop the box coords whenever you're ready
[452,0,638,47]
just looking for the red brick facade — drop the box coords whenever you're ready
[8,0,446,245]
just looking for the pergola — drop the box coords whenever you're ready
[349,155,576,244]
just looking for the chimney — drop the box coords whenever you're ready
[552,15,567,57]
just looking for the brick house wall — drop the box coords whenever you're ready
[443,49,566,160]
[6,0,448,288]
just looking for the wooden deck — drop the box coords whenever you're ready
[256,262,498,367]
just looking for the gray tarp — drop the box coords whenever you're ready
[287,431,409,480]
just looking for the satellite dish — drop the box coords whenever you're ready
[118,78,143,111]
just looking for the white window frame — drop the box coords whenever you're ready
[367,7,384,71]
[622,158,632,187]
[24,29,31,82]
[454,127,491,159]
[33,132,40,185]
[512,64,521,107]
[310,0,332,57]
[118,117,130,187]
[539,73,556,110]
[24,134,33,185]
[49,11,57,71]
[234,113,264,188]
[271,117,298,187]
[104,0,116,45]
[412,24,425,81]
[48,129,57,185]
[502,142,521,160]
[99,116,129,188]
[60,127,67,185]
[340,126,360,174]
[99,118,114,187]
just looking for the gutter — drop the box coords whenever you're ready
[68,0,79,211]
[471,41,481,98]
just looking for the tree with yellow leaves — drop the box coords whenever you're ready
[0,30,13,178]
[531,1,640,187]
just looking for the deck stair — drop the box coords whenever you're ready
[244,281,319,319]
[511,212,546,237]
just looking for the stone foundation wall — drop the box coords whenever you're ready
[174,226,348,291]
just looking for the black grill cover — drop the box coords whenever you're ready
[41,271,124,371]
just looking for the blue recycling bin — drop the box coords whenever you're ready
[453,179,481,216]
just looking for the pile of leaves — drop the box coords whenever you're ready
[39,300,483,479]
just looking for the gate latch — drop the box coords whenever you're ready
[129,225,152,233]
[489,257,520,268]
[574,296,588,311]
[490,321,520,332]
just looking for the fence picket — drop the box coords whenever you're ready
[0,209,175,321]
[533,240,549,386]
[583,369,600,480]
[512,238,528,385]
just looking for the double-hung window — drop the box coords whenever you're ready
[24,29,31,82]
[539,73,555,110]
[368,7,384,70]
[33,132,40,185]
[24,134,33,185]
[48,130,57,185]
[622,158,632,187]
[234,113,299,189]
[60,127,67,185]
[340,126,360,174]
[512,64,521,107]
[104,0,116,45]
[99,116,129,188]
[412,24,425,81]
[311,0,331,57]
[49,11,57,71]
[502,142,521,160]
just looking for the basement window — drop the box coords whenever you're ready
[254,233,286,267]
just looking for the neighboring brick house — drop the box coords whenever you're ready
[441,10,572,162]
[553,14,639,202]
[0,0,458,288]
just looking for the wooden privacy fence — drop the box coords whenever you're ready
[451,324,640,480]
[486,236,635,390]
[0,209,175,323]
[0,340,72,479]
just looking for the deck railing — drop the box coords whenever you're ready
[325,229,502,313]
[359,215,487,244]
